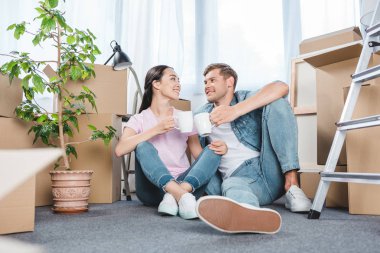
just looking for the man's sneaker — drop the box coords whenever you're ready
[285,185,312,213]
[178,193,198,219]
[158,193,178,216]
[196,196,282,234]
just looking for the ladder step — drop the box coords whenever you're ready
[336,115,380,131]
[321,172,380,184]
[366,22,380,37]
[352,65,380,83]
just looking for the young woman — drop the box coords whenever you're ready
[115,65,227,219]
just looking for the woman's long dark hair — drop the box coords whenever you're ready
[138,65,172,113]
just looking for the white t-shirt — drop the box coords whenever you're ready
[208,123,260,179]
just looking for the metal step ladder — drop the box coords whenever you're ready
[308,1,380,219]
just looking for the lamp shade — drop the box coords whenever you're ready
[113,51,132,70]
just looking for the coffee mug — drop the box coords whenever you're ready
[175,111,194,133]
[194,112,214,137]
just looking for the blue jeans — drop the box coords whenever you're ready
[135,141,221,206]
[206,98,299,207]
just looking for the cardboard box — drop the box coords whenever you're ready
[0,74,22,118]
[303,41,380,165]
[299,26,361,54]
[170,99,191,111]
[300,165,348,208]
[68,114,122,203]
[44,64,129,116]
[0,176,35,234]
[343,83,380,215]
[0,148,62,235]
[0,117,53,206]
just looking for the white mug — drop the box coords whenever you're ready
[175,111,194,133]
[194,112,214,137]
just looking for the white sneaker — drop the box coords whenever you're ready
[158,193,178,216]
[196,196,282,234]
[178,193,198,219]
[285,185,312,213]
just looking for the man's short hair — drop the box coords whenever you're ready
[203,63,238,88]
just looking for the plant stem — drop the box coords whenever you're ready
[65,138,91,146]
[57,24,70,170]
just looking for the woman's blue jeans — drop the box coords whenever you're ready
[206,98,299,207]
[135,141,221,206]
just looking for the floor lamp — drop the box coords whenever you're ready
[104,40,142,200]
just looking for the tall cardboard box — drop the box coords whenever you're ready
[300,166,348,208]
[299,26,361,54]
[302,41,380,165]
[0,118,53,206]
[0,176,35,234]
[344,83,380,215]
[68,114,122,203]
[44,64,129,115]
[0,74,22,118]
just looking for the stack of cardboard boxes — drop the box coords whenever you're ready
[293,26,380,214]
[0,75,39,234]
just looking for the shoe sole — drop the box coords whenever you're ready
[179,211,198,220]
[285,202,311,213]
[196,196,282,234]
[158,205,178,216]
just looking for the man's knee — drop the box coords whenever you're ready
[265,98,292,116]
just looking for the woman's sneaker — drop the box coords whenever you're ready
[158,193,178,216]
[196,196,282,234]
[285,185,312,213]
[178,193,198,219]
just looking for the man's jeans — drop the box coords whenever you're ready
[206,98,299,207]
[135,141,221,206]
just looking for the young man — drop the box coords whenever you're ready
[194,63,311,234]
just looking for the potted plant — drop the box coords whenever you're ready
[0,0,117,213]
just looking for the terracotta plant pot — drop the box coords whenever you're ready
[50,170,94,214]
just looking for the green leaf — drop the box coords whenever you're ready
[32,34,42,46]
[82,85,90,93]
[41,17,56,32]
[35,7,45,14]
[7,24,16,31]
[65,144,78,159]
[87,124,96,131]
[32,75,45,94]
[51,114,59,121]
[37,114,48,123]
[56,14,67,29]
[14,24,26,40]
[22,75,32,89]
[70,66,81,80]
[68,116,79,131]
[67,35,75,45]
[48,0,58,8]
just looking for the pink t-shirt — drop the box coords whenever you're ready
[125,108,197,178]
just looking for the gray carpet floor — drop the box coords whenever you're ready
[5,196,380,253]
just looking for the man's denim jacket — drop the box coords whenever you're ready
[194,90,263,152]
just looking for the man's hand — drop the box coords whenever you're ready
[208,140,228,155]
[210,105,239,126]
